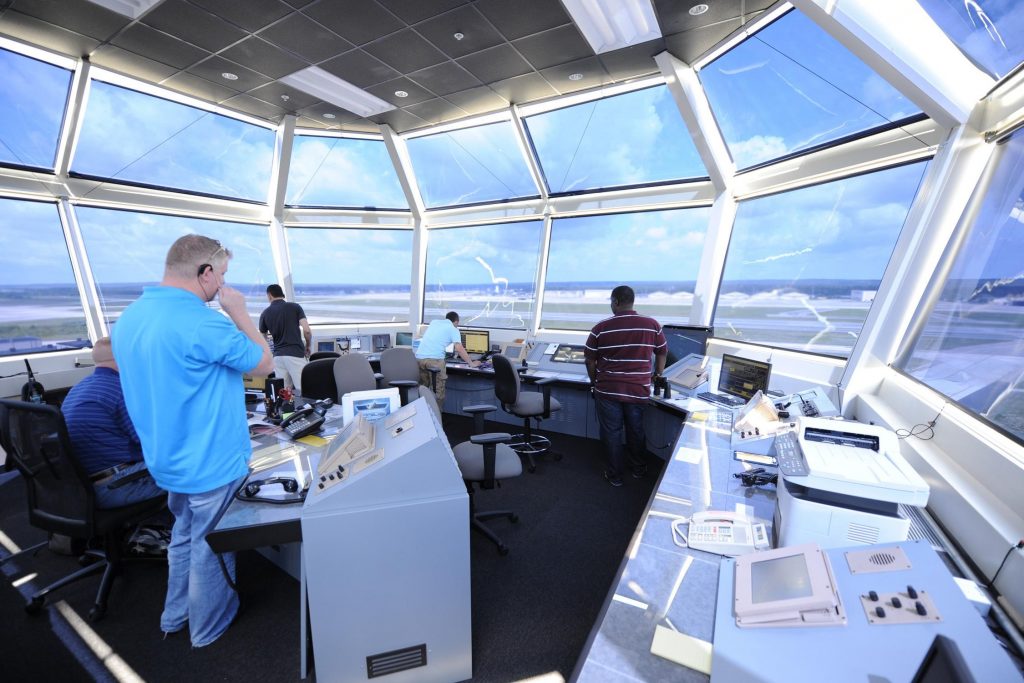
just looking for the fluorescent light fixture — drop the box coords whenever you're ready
[280,66,395,118]
[561,0,662,54]
[85,0,164,19]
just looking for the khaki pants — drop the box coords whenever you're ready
[274,355,308,394]
[417,358,448,404]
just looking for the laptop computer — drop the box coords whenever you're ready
[697,354,771,408]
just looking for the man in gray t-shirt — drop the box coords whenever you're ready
[258,284,312,394]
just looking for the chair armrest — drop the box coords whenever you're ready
[534,376,556,386]
[373,372,384,381]
[470,433,512,445]
[534,377,555,417]
[389,380,418,388]
[463,404,497,415]
[472,433,511,488]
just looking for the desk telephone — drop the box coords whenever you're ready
[672,510,770,557]
[280,399,333,439]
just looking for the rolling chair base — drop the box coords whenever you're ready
[472,510,518,556]
[508,434,562,473]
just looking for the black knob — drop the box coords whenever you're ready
[907,585,918,599]
[915,601,927,616]
[891,597,902,608]
[868,590,878,602]
[875,606,886,618]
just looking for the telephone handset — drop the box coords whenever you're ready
[280,407,325,439]
[672,510,769,557]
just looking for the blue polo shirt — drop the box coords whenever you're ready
[61,366,143,475]
[415,319,460,360]
[112,286,263,494]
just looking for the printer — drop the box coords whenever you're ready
[774,417,929,549]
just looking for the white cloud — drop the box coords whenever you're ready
[731,135,787,167]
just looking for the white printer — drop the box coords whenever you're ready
[774,417,929,549]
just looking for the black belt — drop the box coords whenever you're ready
[89,462,135,483]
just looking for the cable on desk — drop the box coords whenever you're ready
[896,402,947,441]
[670,516,693,549]
[988,539,1024,590]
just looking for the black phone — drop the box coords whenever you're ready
[280,407,325,439]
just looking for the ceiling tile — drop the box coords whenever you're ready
[598,38,664,82]
[320,49,399,89]
[366,77,434,107]
[402,97,468,125]
[142,0,248,53]
[111,23,210,70]
[258,11,353,63]
[364,29,447,73]
[11,0,127,41]
[297,116,337,130]
[338,119,381,134]
[369,108,428,134]
[541,56,609,95]
[456,43,532,83]
[189,55,272,93]
[220,36,308,80]
[375,0,466,25]
[415,5,504,59]
[162,71,240,103]
[664,18,744,65]
[408,61,481,96]
[90,44,179,83]
[513,24,592,71]
[221,93,289,122]
[282,0,314,7]
[0,10,100,58]
[296,100,361,124]
[474,0,571,41]
[654,0,772,36]
[189,0,294,33]
[489,72,558,105]
[444,86,508,116]
[248,80,321,111]
[303,0,404,46]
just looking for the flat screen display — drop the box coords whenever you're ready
[750,553,814,604]
[718,354,771,400]
[663,325,712,365]
[460,329,490,355]
[316,340,334,352]
[372,334,389,351]
[551,344,586,364]
[395,332,413,347]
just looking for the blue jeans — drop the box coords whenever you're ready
[595,397,647,478]
[93,461,165,509]
[162,476,245,647]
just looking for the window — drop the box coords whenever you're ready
[917,0,1024,79]
[541,207,710,330]
[75,206,276,326]
[715,161,929,357]
[73,80,275,202]
[286,134,408,209]
[423,220,543,329]
[900,133,1024,443]
[524,86,707,194]
[0,47,71,170]
[0,197,89,356]
[286,227,414,324]
[698,10,921,169]
[405,121,538,208]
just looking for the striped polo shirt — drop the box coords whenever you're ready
[584,311,667,403]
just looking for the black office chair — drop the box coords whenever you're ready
[492,354,562,473]
[300,358,338,401]
[0,399,167,621]
[452,405,522,555]
[308,351,340,362]
[379,346,439,405]
[333,354,382,402]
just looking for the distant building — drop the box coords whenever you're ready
[851,290,877,302]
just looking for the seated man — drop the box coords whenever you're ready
[61,337,165,508]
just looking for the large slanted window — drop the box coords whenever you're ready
[423,220,543,329]
[542,207,710,331]
[698,10,921,169]
[0,47,72,170]
[73,80,276,202]
[0,197,89,356]
[286,228,413,324]
[75,206,276,326]
[405,121,538,209]
[899,132,1024,444]
[523,85,707,194]
[286,134,408,209]
[917,0,1024,79]
[715,161,929,357]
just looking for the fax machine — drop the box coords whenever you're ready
[774,417,929,549]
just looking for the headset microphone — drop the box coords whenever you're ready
[21,359,44,403]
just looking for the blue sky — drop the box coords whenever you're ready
[288,227,413,285]
[918,0,1024,78]
[425,221,543,287]
[286,135,408,209]
[0,49,69,169]
[0,198,76,286]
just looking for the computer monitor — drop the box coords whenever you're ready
[316,340,335,353]
[372,334,390,352]
[550,344,586,364]
[395,332,413,347]
[460,329,490,355]
[663,325,713,366]
[718,354,771,401]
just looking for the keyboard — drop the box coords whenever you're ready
[697,391,745,408]
[774,430,809,477]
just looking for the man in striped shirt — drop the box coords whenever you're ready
[584,286,667,487]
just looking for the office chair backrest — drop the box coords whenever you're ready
[0,399,95,536]
[333,354,378,401]
[379,347,419,387]
[300,358,338,401]
[308,351,340,362]
[492,354,520,407]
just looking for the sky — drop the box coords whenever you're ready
[0,197,76,286]
[917,0,1024,78]
[425,221,543,287]
[288,227,413,285]
[286,134,408,209]
[0,49,69,169]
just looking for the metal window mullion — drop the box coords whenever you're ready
[509,104,548,202]
[380,124,424,221]
[410,216,427,328]
[57,198,104,340]
[532,211,554,333]
[690,191,737,327]
[269,116,295,298]
[54,58,91,180]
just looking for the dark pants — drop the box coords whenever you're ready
[595,397,646,478]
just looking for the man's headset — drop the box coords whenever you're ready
[197,263,211,277]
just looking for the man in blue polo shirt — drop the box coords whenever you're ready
[415,311,478,403]
[62,337,164,508]
[113,234,272,648]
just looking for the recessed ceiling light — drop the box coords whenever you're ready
[453,32,464,41]
[322,113,336,119]
[568,73,583,81]
[689,4,709,15]
[221,72,238,81]
[395,90,409,98]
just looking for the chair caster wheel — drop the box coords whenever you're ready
[498,545,509,556]
[25,596,44,614]
[510,514,519,524]
[88,606,106,622]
